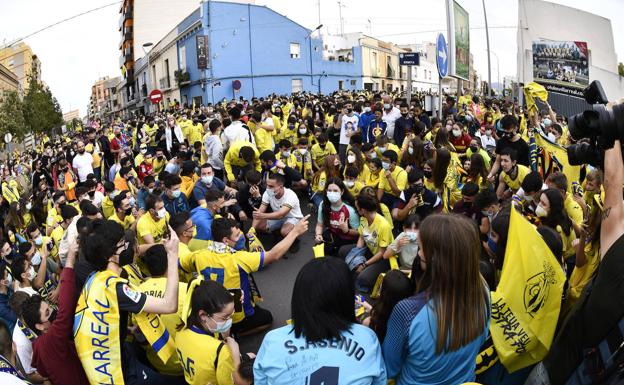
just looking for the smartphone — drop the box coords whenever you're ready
[229,289,243,312]
[47,241,54,252]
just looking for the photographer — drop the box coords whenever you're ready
[529,137,624,382]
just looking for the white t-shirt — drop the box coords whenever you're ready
[262,188,303,220]
[339,114,359,145]
[0,373,29,385]
[476,132,497,149]
[12,325,35,374]
[72,152,94,182]
[223,121,254,148]
[382,106,402,139]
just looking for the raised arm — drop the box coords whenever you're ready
[600,139,624,259]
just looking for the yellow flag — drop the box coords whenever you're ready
[523,82,548,114]
[313,243,325,258]
[490,207,566,372]
[534,129,581,189]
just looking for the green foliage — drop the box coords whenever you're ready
[0,90,28,139]
[619,62,624,77]
[21,65,63,135]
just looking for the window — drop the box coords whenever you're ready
[290,43,300,59]
[179,46,186,70]
[338,80,344,90]
[371,51,377,74]
[193,96,203,107]
[164,59,170,88]
[350,80,356,86]
[292,78,303,92]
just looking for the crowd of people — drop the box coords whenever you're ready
[0,89,621,385]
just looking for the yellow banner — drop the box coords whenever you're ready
[490,207,566,372]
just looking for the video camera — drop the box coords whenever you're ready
[567,80,624,167]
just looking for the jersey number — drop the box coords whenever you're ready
[308,366,339,385]
[200,267,225,284]
[177,349,195,377]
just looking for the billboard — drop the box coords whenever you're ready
[196,35,209,69]
[532,40,589,96]
[453,1,470,80]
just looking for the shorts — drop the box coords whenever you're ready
[267,217,300,232]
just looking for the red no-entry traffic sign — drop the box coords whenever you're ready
[149,89,163,104]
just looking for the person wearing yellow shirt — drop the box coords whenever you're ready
[180,162,199,199]
[137,194,170,245]
[179,216,309,334]
[1,178,21,204]
[496,147,530,201]
[143,119,159,146]
[139,244,187,376]
[188,120,205,147]
[223,142,261,185]
[293,138,314,182]
[174,279,237,385]
[376,150,408,213]
[48,203,79,262]
[152,148,168,176]
[170,212,196,282]
[346,193,394,293]
[545,171,585,226]
[45,192,67,236]
[310,133,337,171]
[344,147,370,183]
[251,111,275,154]
[374,135,401,163]
[365,158,382,189]
[108,194,138,231]
[178,114,194,140]
[134,144,148,167]
[280,116,298,144]
[344,166,365,197]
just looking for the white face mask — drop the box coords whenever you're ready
[535,204,548,218]
[408,147,414,155]
[347,154,356,164]
[297,148,307,155]
[485,129,492,136]
[31,251,42,266]
[266,188,276,198]
[299,128,307,134]
[344,180,355,188]
[157,208,167,219]
[27,266,36,281]
[452,129,462,138]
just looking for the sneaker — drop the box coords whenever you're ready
[289,239,300,254]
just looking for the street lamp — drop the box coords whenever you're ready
[483,49,500,96]
[142,42,153,113]
[306,24,323,93]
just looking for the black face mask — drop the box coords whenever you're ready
[125,207,133,216]
[48,308,58,323]
[88,191,96,198]
[157,155,164,161]
[423,170,432,179]
[469,145,478,152]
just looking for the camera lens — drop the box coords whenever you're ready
[567,142,599,166]
[568,110,600,141]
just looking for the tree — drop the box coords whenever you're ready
[619,62,624,77]
[22,65,63,135]
[0,90,28,140]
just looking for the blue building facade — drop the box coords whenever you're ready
[176,1,361,106]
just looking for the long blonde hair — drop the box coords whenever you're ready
[417,214,489,353]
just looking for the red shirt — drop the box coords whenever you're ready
[450,133,473,153]
[138,162,154,182]
[31,267,89,385]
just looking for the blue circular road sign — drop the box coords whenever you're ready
[436,33,448,78]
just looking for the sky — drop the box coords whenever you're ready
[1,0,623,116]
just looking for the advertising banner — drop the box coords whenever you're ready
[453,1,470,80]
[532,40,589,97]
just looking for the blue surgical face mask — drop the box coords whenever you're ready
[172,190,181,199]
[487,237,497,254]
[233,234,246,251]
[209,317,233,334]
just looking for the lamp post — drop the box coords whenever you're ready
[306,24,323,93]
[482,0,493,96]
[142,42,153,113]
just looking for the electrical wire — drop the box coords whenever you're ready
[2,1,122,49]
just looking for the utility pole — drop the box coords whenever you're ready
[337,1,345,36]
[317,0,322,28]
[482,0,493,96]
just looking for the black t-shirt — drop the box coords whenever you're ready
[544,233,624,384]
[495,136,529,166]
[400,187,441,219]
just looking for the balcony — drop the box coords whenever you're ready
[119,27,133,46]
[118,5,133,29]
[159,77,171,90]
[174,70,190,86]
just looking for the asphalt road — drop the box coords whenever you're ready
[239,203,317,353]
